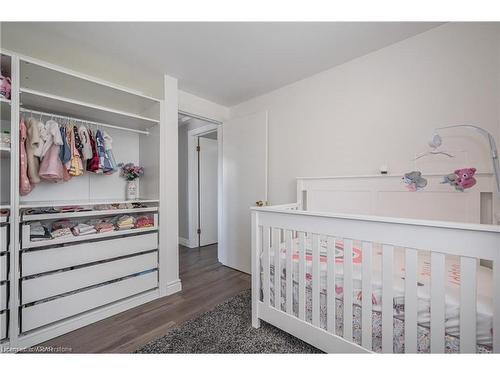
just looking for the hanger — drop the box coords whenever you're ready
[413,132,455,160]
[414,149,455,160]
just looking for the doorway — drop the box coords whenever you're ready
[178,112,221,249]
[197,131,218,246]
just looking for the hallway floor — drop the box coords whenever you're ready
[39,244,251,353]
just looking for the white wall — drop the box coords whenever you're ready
[231,23,500,204]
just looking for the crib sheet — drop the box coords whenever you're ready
[261,237,493,351]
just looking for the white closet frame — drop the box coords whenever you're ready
[0,50,174,351]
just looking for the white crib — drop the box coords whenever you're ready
[251,175,500,353]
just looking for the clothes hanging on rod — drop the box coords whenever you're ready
[18,112,120,195]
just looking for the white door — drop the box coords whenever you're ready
[221,111,268,273]
[199,136,218,246]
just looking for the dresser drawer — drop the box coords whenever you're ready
[0,253,7,282]
[0,283,7,311]
[22,251,157,305]
[22,270,158,332]
[0,226,7,253]
[22,232,158,277]
[0,311,7,340]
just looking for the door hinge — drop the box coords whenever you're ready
[197,228,201,234]
[196,145,200,152]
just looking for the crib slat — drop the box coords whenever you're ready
[430,252,446,353]
[285,230,293,315]
[382,244,394,353]
[273,228,281,310]
[263,226,271,307]
[312,234,320,327]
[361,241,372,350]
[404,248,418,353]
[460,256,477,353]
[494,258,500,353]
[298,232,306,321]
[327,236,336,334]
[343,239,353,341]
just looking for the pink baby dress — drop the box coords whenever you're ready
[38,121,65,182]
[38,144,65,181]
[19,118,33,195]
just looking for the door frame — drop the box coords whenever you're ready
[185,121,223,249]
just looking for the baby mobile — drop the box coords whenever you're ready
[401,126,492,193]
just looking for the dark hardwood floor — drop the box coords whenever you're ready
[38,244,251,353]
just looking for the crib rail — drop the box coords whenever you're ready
[251,204,500,353]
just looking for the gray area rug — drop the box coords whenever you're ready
[136,290,323,353]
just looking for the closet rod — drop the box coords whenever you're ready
[19,107,150,135]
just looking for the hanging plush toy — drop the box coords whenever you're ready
[441,167,477,191]
[402,171,428,191]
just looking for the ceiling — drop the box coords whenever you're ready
[3,22,442,106]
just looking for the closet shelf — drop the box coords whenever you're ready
[20,88,159,132]
[22,225,158,249]
[19,198,159,209]
[22,206,158,222]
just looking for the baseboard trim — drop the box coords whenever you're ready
[179,237,197,248]
[166,279,182,296]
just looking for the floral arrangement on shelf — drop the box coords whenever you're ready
[118,163,144,181]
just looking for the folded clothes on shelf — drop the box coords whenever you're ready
[26,209,156,244]
[51,227,74,239]
[58,206,92,213]
[94,203,137,211]
[115,215,136,230]
[30,221,52,241]
[94,221,115,233]
[23,207,59,215]
[23,206,92,216]
[51,219,76,230]
[132,202,148,208]
[117,203,134,209]
[71,223,97,236]
[135,215,154,228]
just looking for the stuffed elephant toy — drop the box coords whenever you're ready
[402,171,428,192]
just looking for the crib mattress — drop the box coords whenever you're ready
[262,237,493,351]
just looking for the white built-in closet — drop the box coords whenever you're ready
[0,50,169,349]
